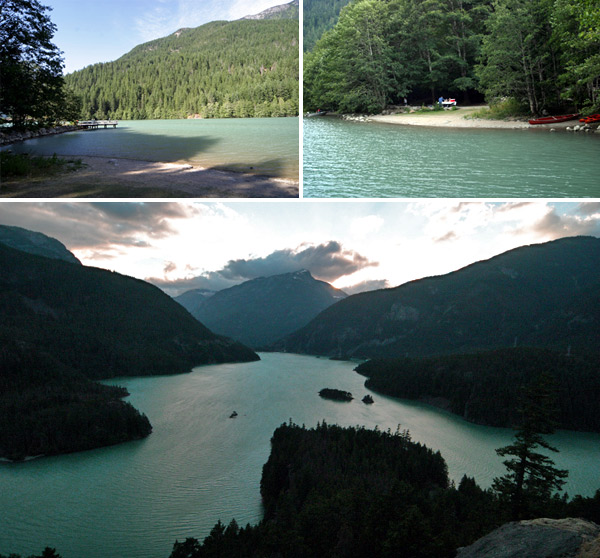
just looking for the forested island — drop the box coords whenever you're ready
[318,388,353,401]
[355,347,600,432]
[304,0,600,116]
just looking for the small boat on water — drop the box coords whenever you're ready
[306,110,328,117]
[528,113,580,125]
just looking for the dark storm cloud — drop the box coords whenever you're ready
[219,240,378,282]
[528,206,600,237]
[150,241,379,297]
[0,202,197,253]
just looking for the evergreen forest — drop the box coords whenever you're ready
[355,347,600,432]
[0,242,258,459]
[168,422,600,558]
[64,19,299,120]
[303,0,600,115]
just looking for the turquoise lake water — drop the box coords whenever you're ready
[303,117,600,197]
[4,118,299,180]
[1,353,599,558]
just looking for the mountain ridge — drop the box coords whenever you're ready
[176,269,347,348]
[276,236,600,359]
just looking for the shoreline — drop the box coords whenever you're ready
[361,106,594,131]
[1,154,299,198]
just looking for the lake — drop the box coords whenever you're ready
[4,118,299,180]
[303,117,600,197]
[1,353,599,558]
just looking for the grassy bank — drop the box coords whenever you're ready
[0,152,83,182]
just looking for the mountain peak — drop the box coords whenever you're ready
[0,224,81,265]
[241,0,299,20]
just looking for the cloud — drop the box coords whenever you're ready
[149,240,379,296]
[218,240,378,282]
[351,215,384,239]
[133,0,284,42]
[0,202,196,257]
[342,279,390,296]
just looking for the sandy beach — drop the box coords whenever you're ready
[369,106,557,129]
[0,155,299,198]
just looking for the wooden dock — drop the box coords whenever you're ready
[78,120,118,130]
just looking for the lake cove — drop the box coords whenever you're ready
[303,117,600,198]
[2,117,299,181]
[1,353,598,558]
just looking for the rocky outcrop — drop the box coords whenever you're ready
[0,125,80,146]
[456,518,600,558]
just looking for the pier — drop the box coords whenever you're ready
[78,120,118,130]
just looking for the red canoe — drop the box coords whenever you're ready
[528,113,580,125]
[579,114,600,124]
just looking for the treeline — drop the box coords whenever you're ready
[64,20,299,120]
[304,0,600,115]
[0,338,151,461]
[168,422,600,558]
[355,347,600,432]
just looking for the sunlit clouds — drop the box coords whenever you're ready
[0,202,598,297]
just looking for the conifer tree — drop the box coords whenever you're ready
[492,371,568,520]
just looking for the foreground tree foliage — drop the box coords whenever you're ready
[0,0,81,128]
[170,422,502,558]
[171,422,600,558]
[492,372,568,520]
[304,0,600,114]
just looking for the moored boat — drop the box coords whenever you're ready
[528,113,580,125]
[579,114,600,124]
[306,110,328,117]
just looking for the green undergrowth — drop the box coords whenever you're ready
[467,98,530,120]
[0,152,83,180]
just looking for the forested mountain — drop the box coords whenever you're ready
[0,224,81,264]
[0,242,258,378]
[304,0,600,115]
[276,236,600,359]
[176,270,347,348]
[0,238,258,459]
[303,0,351,51]
[356,347,600,431]
[64,18,299,120]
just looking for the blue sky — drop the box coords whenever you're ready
[46,0,290,74]
[0,201,598,296]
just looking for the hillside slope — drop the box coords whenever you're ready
[65,18,299,120]
[277,237,600,359]
[178,270,347,348]
[0,242,259,379]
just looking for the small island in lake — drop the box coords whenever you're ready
[319,388,353,402]
[362,394,374,404]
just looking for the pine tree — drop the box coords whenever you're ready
[492,371,568,520]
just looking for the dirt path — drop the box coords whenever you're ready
[0,155,299,198]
